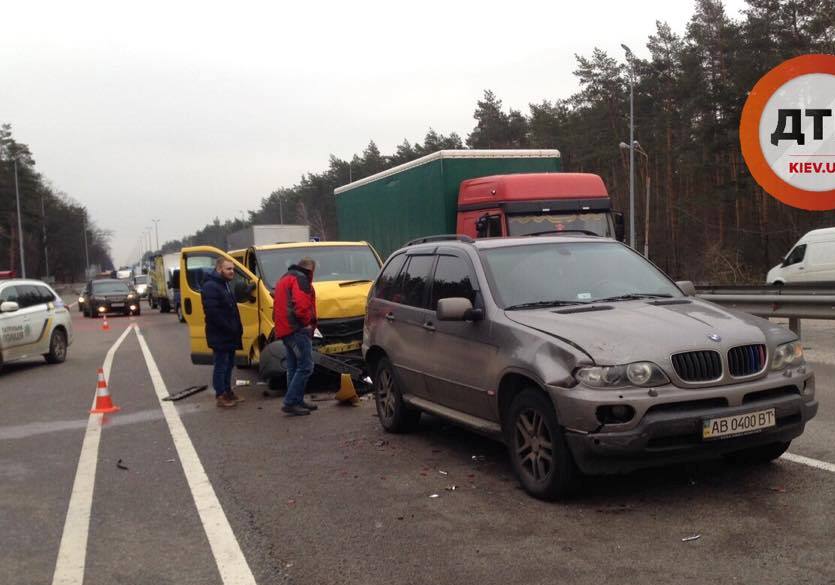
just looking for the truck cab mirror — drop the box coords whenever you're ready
[675,280,697,296]
[1,301,20,313]
[437,297,484,321]
[613,212,625,242]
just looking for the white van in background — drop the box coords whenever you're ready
[767,227,835,284]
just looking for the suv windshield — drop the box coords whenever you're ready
[92,281,130,294]
[481,241,681,308]
[507,212,612,237]
[257,246,380,288]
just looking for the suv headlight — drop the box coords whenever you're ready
[575,361,669,388]
[771,340,804,370]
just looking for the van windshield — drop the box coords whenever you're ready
[256,246,381,289]
[481,241,681,308]
[507,212,612,237]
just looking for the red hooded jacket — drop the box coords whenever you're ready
[273,264,317,338]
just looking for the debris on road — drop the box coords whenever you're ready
[770,486,787,493]
[116,459,129,471]
[445,485,457,491]
[235,379,251,386]
[681,534,701,542]
[438,470,448,475]
[161,385,208,401]
[374,440,389,447]
[429,494,439,498]
[471,455,486,462]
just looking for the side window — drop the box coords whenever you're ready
[784,244,806,267]
[399,255,435,308]
[476,214,503,238]
[431,255,477,309]
[36,286,56,304]
[231,268,253,302]
[17,285,43,309]
[0,286,19,303]
[185,254,217,292]
[375,253,407,301]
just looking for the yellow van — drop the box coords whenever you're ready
[179,241,382,381]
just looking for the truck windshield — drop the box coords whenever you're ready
[481,242,681,308]
[257,246,381,288]
[507,212,612,237]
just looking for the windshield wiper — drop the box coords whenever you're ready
[505,300,588,310]
[338,279,373,287]
[592,293,674,303]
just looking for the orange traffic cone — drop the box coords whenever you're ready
[334,373,359,405]
[90,367,120,414]
[100,315,110,331]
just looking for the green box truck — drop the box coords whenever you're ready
[335,149,622,258]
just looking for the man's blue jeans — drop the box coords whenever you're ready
[282,331,314,407]
[212,350,236,397]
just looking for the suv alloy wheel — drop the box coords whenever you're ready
[374,356,421,433]
[507,389,578,500]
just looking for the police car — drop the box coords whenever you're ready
[0,279,73,371]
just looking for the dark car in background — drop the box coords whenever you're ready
[83,279,141,317]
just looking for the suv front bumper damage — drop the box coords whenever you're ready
[550,371,817,474]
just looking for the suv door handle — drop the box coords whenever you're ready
[423,321,436,332]
[385,312,395,322]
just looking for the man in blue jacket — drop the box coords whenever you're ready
[202,257,244,408]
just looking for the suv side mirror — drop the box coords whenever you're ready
[676,280,697,296]
[437,297,484,321]
[613,212,625,242]
[1,301,20,313]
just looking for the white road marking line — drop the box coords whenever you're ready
[134,325,257,585]
[781,452,835,473]
[51,324,135,585]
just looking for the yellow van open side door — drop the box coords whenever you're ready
[180,246,261,365]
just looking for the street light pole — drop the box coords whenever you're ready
[621,43,636,250]
[618,141,650,258]
[152,218,160,250]
[146,228,152,252]
[13,159,26,278]
[41,193,49,278]
[82,215,90,277]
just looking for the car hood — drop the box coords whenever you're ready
[311,280,373,319]
[505,298,795,365]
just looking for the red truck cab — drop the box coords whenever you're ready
[455,173,624,240]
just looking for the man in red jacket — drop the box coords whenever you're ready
[273,257,318,416]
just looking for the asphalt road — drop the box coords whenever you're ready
[2,303,834,585]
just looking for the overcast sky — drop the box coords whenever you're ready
[2,0,747,266]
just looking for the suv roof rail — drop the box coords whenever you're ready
[404,234,475,247]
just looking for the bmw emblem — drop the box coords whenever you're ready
[708,333,722,342]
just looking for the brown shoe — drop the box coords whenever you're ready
[227,391,245,403]
[216,395,237,408]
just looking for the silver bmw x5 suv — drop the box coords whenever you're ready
[363,235,818,500]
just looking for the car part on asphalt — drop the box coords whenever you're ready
[161,385,209,402]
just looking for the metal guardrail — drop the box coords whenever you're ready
[695,282,835,337]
